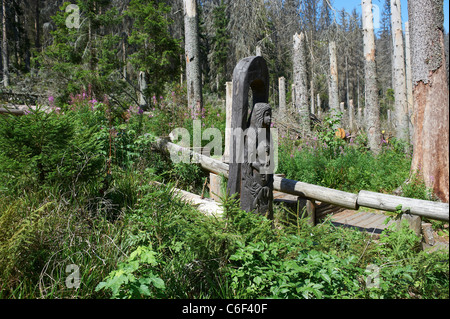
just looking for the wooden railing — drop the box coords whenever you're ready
[153,137,449,222]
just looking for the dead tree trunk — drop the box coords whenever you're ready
[391,0,410,146]
[317,93,321,117]
[184,0,203,112]
[138,71,147,109]
[408,0,449,203]
[349,99,355,132]
[362,0,382,155]
[2,0,9,87]
[404,22,414,142]
[279,76,286,115]
[34,0,40,51]
[328,41,339,114]
[293,32,310,134]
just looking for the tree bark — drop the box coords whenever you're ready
[408,0,449,203]
[362,0,382,154]
[390,0,409,146]
[138,71,147,109]
[328,41,339,114]
[293,32,310,134]
[404,22,414,142]
[2,0,9,87]
[184,0,203,112]
[317,93,321,117]
[223,81,233,163]
[349,99,355,132]
[35,0,41,51]
[279,76,286,114]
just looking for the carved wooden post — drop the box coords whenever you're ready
[227,56,273,219]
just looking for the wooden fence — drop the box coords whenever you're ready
[153,137,449,222]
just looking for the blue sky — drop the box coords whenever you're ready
[333,0,449,33]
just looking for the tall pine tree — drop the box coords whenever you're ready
[126,0,181,105]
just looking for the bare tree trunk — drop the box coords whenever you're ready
[35,0,40,51]
[317,93,321,117]
[293,32,310,134]
[138,71,147,109]
[408,0,449,203]
[349,99,355,132]
[2,0,9,87]
[256,45,262,56]
[184,0,203,112]
[345,56,350,111]
[391,0,410,146]
[328,41,339,114]
[362,0,382,154]
[310,80,314,114]
[122,34,127,80]
[357,77,362,127]
[223,81,233,163]
[279,76,286,114]
[291,84,295,108]
[404,21,414,143]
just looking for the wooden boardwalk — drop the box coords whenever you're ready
[273,191,393,236]
[329,210,393,236]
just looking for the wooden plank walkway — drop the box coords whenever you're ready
[273,191,394,237]
[330,210,394,236]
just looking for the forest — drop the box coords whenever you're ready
[0,0,449,301]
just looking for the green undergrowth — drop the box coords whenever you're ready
[277,114,433,200]
[1,177,447,299]
[0,92,447,299]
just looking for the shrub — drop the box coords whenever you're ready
[95,245,166,299]
[277,131,411,195]
[0,106,75,192]
[228,238,362,299]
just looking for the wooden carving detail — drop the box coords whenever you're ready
[227,56,273,219]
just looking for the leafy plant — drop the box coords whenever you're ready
[228,238,362,299]
[96,245,165,298]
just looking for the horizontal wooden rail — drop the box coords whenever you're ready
[0,108,26,116]
[357,191,449,222]
[153,137,229,176]
[273,178,358,210]
[153,137,449,222]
